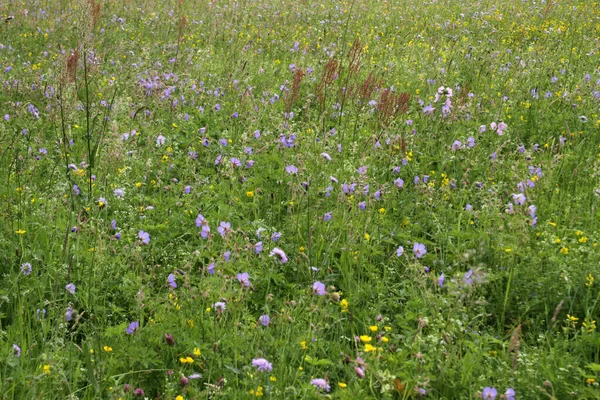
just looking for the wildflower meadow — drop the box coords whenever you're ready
[1,0,600,398]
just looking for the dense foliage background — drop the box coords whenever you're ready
[1,0,600,398]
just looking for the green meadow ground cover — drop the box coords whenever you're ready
[1,0,600,398]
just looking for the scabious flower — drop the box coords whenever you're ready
[255,241,263,254]
[258,314,270,327]
[285,165,298,174]
[126,321,140,334]
[359,201,366,210]
[66,306,73,322]
[237,272,250,287]
[65,283,76,294]
[467,137,475,148]
[138,230,150,244]
[324,212,332,222]
[394,178,404,188]
[462,269,474,286]
[207,263,215,275]
[312,281,326,296]
[451,140,462,151]
[168,274,177,288]
[311,378,330,392]
[413,242,426,258]
[482,387,497,400]
[114,188,125,198]
[21,262,32,275]
[13,344,21,357]
[213,302,226,312]
[252,358,273,372]
[270,247,288,263]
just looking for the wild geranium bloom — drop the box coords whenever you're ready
[13,344,21,357]
[270,247,288,263]
[467,137,475,148]
[255,241,263,254]
[252,358,273,372]
[167,274,177,288]
[413,242,426,258]
[396,246,404,256]
[463,269,474,285]
[126,321,140,334]
[313,281,326,296]
[311,378,330,392]
[512,193,526,205]
[217,221,231,237]
[505,388,516,400]
[138,230,150,244]
[438,273,445,287]
[258,314,270,326]
[207,263,215,275]
[285,165,298,174]
[324,212,332,222]
[451,140,462,151]
[394,178,404,188]
[65,283,76,294]
[66,306,73,322]
[482,387,497,400]
[237,272,250,287]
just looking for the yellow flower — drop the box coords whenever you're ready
[299,246,305,252]
[567,314,579,322]
[338,382,348,388]
[587,378,596,385]
[369,325,378,332]
[364,233,370,241]
[179,356,194,364]
[359,335,372,343]
[364,344,377,352]
[15,229,26,235]
[586,274,595,287]
[193,347,201,356]
[378,208,386,214]
[560,247,569,255]
[579,236,588,243]
[246,191,254,197]
[172,123,178,128]
[576,230,583,236]
[269,376,276,382]
[135,182,142,187]
[187,319,194,328]
[176,396,184,400]
[384,326,392,331]
[103,346,112,353]
[340,299,349,312]
[300,340,308,350]
[43,364,51,374]
[554,238,561,244]
[381,336,389,343]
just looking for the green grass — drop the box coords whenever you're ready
[1,0,600,398]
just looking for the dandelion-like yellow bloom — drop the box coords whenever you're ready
[369,326,378,332]
[338,382,347,388]
[364,344,377,352]
[360,335,372,343]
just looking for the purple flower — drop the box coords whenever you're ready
[156,135,166,146]
[438,273,445,287]
[505,388,515,400]
[465,204,472,211]
[358,166,367,175]
[270,247,288,263]
[114,188,125,198]
[467,137,475,148]
[13,344,21,357]
[111,219,118,230]
[133,388,144,397]
[230,157,241,167]
[310,378,330,392]
[138,230,150,244]
[251,358,273,372]
[258,314,270,326]
[374,190,382,200]
[184,185,191,194]
[396,246,404,256]
[218,221,231,237]
[413,242,426,259]
[462,269,474,285]
[213,301,226,312]
[312,281,326,296]
[219,138,228,146]
[65,283,76,294]
[320,152,332,161]
[490,151,497,161]
[73,184,81,195]
[354,366,365,379]
[324,212,332,222]
[359,201,366,211]
[451,140,462,151]
[285,165,298,174]
[423,104,435,115]
[479,124,487,133]
[271,232,281,242]
[66,306,73,322]
[512,193,526,205]
[207,263,215,275]
[237,272,250,287]
[167,274,177,288]
[482,387,497,400]
[394,178,404,188]
[21,262,32,275]
[126,321,140,334]
[224,251,231,261]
